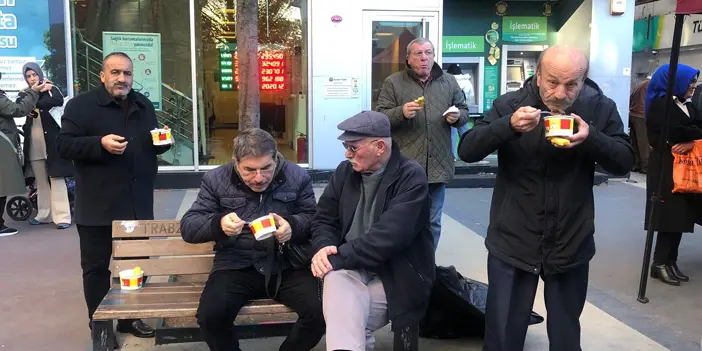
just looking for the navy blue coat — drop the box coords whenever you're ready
[180,155,316,275]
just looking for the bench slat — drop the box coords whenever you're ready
[113,239,214,258]
[112,220,182,238]
[106,283,204,297]
[94,299,293,320]
[112,256,213,278]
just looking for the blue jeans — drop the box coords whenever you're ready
[452,124,470,158]
[428,183,446,249]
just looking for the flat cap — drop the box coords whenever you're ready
[337,111,391,141]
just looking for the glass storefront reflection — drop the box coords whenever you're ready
[196,0,308,166]
[71,0,194,166]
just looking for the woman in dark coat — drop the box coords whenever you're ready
[20,62,73,229]
[645,63,701,286]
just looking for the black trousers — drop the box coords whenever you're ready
[0,196,6,226]
[484,255,588,351]
[653,232,683,264]
[77,225,136,328]
[197,267,325,351]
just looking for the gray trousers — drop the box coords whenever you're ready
[323,269,390,351]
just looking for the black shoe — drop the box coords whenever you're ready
[650,264,681,286]
[669,262,689,282]
[0,225,18,237]
[116,319,155,338]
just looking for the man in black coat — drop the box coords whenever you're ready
[180,128,325,351]
[310,111,434,351]
[458,45,634,350]
[56,52,170,342]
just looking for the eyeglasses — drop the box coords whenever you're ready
[342,140,378,153]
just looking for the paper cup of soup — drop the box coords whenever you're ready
[249,215,277,241]
[544,115,575,138]
[119,267,144,290]
[150,127,173,145]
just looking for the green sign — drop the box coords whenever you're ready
[632,16,660,52]
[219,43,237,91]
[103,32,162,110]
[502,17,547,43]
[443,36,485,53]
[483,65,499,111]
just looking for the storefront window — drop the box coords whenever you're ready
[0,0,68,100]
[196,0,308,166]
[71,0,194,166]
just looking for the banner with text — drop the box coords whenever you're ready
[502,16,548,44]
[0,0,51,92]
[103,32,162,111]
[443,36,485,53]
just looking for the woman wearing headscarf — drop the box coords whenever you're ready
[645,63,701,286]
[20,62,73,229]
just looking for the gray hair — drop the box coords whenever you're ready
[406,38,434,58]
[103,52,132,70]
[233,128,278,161]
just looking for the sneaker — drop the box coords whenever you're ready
[0,225,18,237]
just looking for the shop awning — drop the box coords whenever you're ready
[676,0,702,14]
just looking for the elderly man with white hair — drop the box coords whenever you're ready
[310,111,435,351]
[376,38,470,250]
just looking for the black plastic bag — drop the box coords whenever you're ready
[419,265,544,339]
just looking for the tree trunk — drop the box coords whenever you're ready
[236,0,260,130]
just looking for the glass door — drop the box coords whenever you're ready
[362,11,439,111]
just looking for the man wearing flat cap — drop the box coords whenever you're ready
[310,111,435,351]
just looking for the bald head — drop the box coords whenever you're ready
[535,45,589,113]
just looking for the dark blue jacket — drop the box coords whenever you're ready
[180,154,316,275]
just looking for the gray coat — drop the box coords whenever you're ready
[376,63,469,183]
[0,88,39,197]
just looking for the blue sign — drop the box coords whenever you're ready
[0,0,54,92]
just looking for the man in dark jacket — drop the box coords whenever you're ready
[629,77,651,173]
[56,52,170,342]
[180,128,324,351]
[0,73,50,236]
[458,45,634,350]
[310,111,434,351]
[376,38,469,249]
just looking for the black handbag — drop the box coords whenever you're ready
[283,242,314,269]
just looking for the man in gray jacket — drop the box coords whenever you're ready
[0,74,52,236]
[376,38,469,249]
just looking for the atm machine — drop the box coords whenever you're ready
[501,44,547,95]
[504,57,537,93]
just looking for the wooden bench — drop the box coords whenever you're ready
[91,220,294,351]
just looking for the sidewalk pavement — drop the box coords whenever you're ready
[0,185,675,350]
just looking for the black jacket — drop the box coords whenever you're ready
[311,142,435,330]
[56,86,170,226]
[458,77,634,275]
[181,154,316,275]
[645,97,702,233]
[21,87,74,178]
